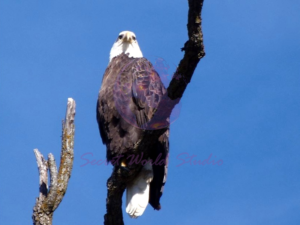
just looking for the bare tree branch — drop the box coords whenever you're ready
[33,149,48,201]
[168,0,205,100]
[53,98,76,211]
[104,0,205,224]
[32,98,76,225]
[44,153,58,211]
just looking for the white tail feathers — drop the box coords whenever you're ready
[126,161,153,218]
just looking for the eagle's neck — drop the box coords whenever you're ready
[110,42,143,62]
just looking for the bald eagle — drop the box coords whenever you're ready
[97,31,169,218]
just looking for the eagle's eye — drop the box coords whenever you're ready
[118,34,124,39]
[132,36,136,41]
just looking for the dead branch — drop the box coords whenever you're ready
[32,98,76,225]
[104,0,205,224]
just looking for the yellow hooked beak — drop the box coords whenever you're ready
[122,32,133,43]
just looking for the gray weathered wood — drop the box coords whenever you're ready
[32,98,76,225]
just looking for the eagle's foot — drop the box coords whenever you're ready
[120,159,130,171]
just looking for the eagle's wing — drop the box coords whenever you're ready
[149,130,169,210]
[131,58,170,210]
[131,58,167,129]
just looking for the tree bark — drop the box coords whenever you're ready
[104,0,205,224]
[32,98,76,225]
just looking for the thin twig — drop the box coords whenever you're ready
[44,153,58,211]
[33,149,48,200]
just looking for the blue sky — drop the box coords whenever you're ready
[0,0,300,224]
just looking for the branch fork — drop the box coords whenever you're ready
[32,98,76,225]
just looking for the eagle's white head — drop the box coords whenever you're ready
[109,31,143,62]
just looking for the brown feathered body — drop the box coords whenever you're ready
[97,53,169,210]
